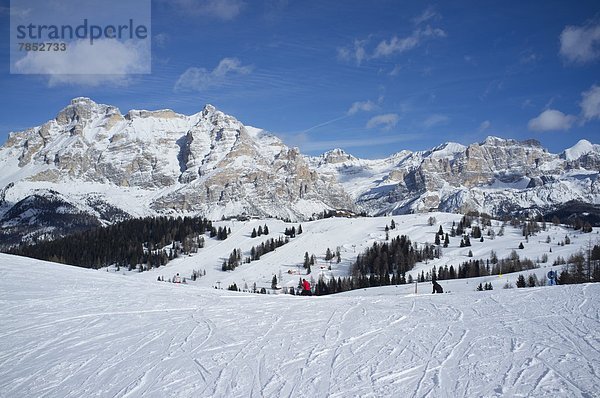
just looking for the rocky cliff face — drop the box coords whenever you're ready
[1,98,599,247]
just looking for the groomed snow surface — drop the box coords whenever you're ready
[1,253,599,397]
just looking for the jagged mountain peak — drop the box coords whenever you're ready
[479,136,542,148]
[56,97,119,126]
[481,136,510,146]
[319,148,358,164]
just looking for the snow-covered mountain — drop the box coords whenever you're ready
[312,137,600,216]
[1,98,599,246]
[0,98,353,246]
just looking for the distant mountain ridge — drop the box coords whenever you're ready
[1,98,598,246]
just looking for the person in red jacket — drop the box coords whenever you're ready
[301,278,312,296]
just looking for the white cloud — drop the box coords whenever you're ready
[559,22,600,64]
[167,0,244,20]
[423,114,449,129]
[174,57,252,92]
[478,120,491,132]
[366,113,399,130]
[13,39,149,87]
[580,84,600,121]
[347,100,377,115]
[527,109,576,131]
[373,26,446,58]
[337,39,368,66]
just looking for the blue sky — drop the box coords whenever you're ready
[1,0,599,158]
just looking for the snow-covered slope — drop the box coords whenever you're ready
[129,213,591,295]
[1,253,598,397]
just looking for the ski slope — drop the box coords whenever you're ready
[130,213,593,293]
[1,253,599,397]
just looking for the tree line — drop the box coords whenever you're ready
[9,216,216,270]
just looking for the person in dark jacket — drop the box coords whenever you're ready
[432,280,443,294]
[301,278,312,296]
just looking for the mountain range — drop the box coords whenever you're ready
[1,97,599,247]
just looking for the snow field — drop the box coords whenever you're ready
[0,254,598,397]
[132,213,594,294]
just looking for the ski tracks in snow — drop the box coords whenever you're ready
[1,260,599,398]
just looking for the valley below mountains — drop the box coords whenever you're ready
[1,97,599,247]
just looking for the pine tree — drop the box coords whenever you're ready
[272,275,278,289]
[435,234,441,246]
[444,233,449,248]
[438,225,444,236]
[449,265,456,279]
[477,283,483,291]
[263,224,269,235]
[516,274,526,288]
[325,248,333,261]
[257,225,263,236]
[518,242,524,249]
[251,228,257,238]
[390,219,396,230]
[298,224,303,234]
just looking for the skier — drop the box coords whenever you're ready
[432,280,443,294]
[301,278,312,296]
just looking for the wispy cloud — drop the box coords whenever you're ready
[412,6,440,25]
[423,114,449,129]
[166,0,245,20]
[478,120,491,132]
[527,109,575,131]
[337,39,368,66]
[174,58,252,92]
[338,7,446,65]
[559,21,600,64]
[519,49,539,64]
[347,100,377,115]
[366,113,399,130]
[580,84,600,121]
[373,26,446,59]
[388,64,402,76]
